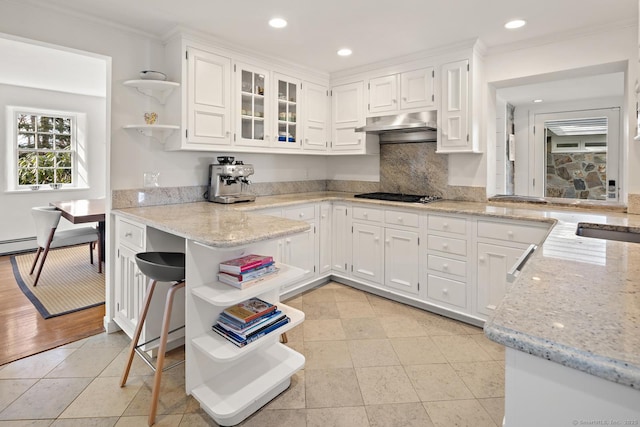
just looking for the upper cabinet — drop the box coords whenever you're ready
[330,81,378,154]
[303,82,329,151]
[438,57,480,153]
[366,67,435,116]
[235,62,270,147]
[272,73,301,150]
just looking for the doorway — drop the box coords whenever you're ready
[533,108,620,201]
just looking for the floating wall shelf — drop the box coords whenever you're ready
[123,124,179,142]
[123,79,180,105]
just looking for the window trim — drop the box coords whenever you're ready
[6,106,88,192]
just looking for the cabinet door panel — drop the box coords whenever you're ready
[331,205,351,273]
[352,223,383,284]
[331,82,364,151]
[187,47,231,145]
[439,59,469,151]
[319,203,332,274]
[273,73,301,149]
[400,68,434,110]
[477,243,525,317]
[235,62,271,147]
[368,75,397,114]
[284,227,316,284]
[303,82,328,151]
[385,228,419,295]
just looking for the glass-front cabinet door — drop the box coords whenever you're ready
[273,73,301,150]
[235,62,270,147]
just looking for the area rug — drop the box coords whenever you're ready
[10,245,105,319]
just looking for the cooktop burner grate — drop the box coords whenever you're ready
[354,192,443,203]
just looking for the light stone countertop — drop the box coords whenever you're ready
[113,191,640,389]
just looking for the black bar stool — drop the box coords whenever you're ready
[120,252,186,426]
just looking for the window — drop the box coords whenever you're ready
[6,107,87,191]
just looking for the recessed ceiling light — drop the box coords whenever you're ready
[533,99,543,103]
[505,19,526,29]
[269,18,287,28]
[337,48,353,57]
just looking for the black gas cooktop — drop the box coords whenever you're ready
[354,192,443,203]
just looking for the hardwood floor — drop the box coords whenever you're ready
[0,253,105,366]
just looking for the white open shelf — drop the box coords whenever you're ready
[123,79,180,104]
[123,124,179,142]
[191,303,304,362]
[191,343,304,426]
[191,263,305,306]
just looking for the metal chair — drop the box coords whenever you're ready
[30,206,100,286]
[120,252,186,426]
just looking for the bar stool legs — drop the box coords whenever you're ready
[120,279,185,426]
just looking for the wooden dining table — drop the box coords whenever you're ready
[50,198,106,271]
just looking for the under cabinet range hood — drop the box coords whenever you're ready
[355,111,437,143]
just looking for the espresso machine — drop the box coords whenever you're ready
[207,156,256,204]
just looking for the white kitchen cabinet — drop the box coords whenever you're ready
[282,205,317,286]
[352,222,384,284]
[331,81,374,152]
[185,240,305,426]
[384,228,420,295]
[476,242,525,317]
[368,75,398,114]
[367,68,435,115]
[331,204,351,274]
[439,59,470,153]
[318,202,332,274]
[235,62,271,147]
[303,81,329,151]
[272,73,301,150]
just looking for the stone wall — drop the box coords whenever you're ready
[546,151,607,200]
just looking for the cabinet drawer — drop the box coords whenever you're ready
[427,254,466,278]
[385,210,419,228]
[477,220,548,244]
[353,206,383,222]
[427,235,467,256]
[427,275,467,309]
[283,205,315,221]
[118,219,145,251]
[428,215,467,235]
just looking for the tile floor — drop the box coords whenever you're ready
[0,282,505,427]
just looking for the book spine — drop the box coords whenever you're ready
[243,317,290,344]
[223,305,276,324]
[220,313,286,338]
[211,317,290,347]
[218,310,283,333]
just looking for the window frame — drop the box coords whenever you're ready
[6,106,88,192]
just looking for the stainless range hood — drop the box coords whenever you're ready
[355,111,437,143]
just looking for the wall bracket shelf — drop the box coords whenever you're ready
[123,124,179,142]
[123,79,180,104]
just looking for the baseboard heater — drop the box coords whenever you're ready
[0,236,37,256]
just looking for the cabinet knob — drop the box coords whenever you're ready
[321,214,326,219]
[374,236,380,242]
[442,288,449,295]
[398,216,403,222]
[305,138,309,143]
[363,212,368,217]
[286,238,291,244]
[225,131,230,137]
[442,243,449,250]
[392,99,397,104]
[443,263,449,270]
[402,97,407,101]
[124,232,132,237]
[443,222,449,228]
[358,138,362,143]
[479,256,485,262]
[299,213,305,218]
[385,239,390,244]
[508,231,514,237]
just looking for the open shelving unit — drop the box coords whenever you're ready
[123,79,180,104]
[122,124,179,142]
[185,241,305,426]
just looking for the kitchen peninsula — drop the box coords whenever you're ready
[112,192,640,426]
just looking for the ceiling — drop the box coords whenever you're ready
[30,0,637,73]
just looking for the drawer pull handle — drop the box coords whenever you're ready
[124,232,133,237]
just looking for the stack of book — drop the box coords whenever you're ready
[217,254,279,289]
[212,297,290,347]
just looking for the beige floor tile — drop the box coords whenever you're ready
[367,295,416,318]
[303,319,345,341]
[355,366,419,405]
[301,288,336,303]
[424,399,497,427]
[414,312,469,335]
[115,414,183,426]
[321,281,344,290]
[471,334,505,361]
[284,340,304,356]
[265,371,305,410]
[59,376,143,418]
[333,287,369,303]
[239,409,306,427]
[379,317,426,338]
[0,378,92,420]
[459,323,484,335]
[390,337,447,365]
[348,339,400,367]
[341,318,387,340]
[0,379,37,412]
[178,411,218,426]
[303,340,352,369]
[307,407,370,427]
[478,397,505,426]
[450,361,505,399]
[283,324,303,343]
[123,372,188,416]
[365,402,435,427]
[50,418,118,427]
[301,301,340,320]
[305,368,363,408]
[45,346,122,378]
[80,331,130,349]
[99,348,154,378]
[404,364,474,402]
[283,295,302,307]
[336,301,375,318]
[0,421,55,426]
[430,335,492,363]
[0,349,76,379]
[57,337,91,349]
